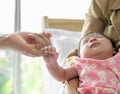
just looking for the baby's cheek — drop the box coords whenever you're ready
[80,48,89,58]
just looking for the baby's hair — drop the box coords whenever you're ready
[77,32,116,57]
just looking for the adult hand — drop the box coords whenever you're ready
[0,32,51,57]
[32,32,52,49]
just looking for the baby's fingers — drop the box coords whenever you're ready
[47,46,56,54]
[41,46,49,54]
[41,46,55,54]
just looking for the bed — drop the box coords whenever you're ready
[42,16,84,94]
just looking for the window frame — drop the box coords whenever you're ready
[13,0,21,94]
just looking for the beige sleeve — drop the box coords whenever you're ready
[82,0,107,35]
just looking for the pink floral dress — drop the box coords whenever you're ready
[71,53,120,94]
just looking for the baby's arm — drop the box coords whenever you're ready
[42,46,78,82]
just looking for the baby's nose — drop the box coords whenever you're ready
[89,37,96,42]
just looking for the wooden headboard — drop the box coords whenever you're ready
[43,16,84,32]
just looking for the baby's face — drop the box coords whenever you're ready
[79,33,114,59]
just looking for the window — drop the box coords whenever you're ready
[21,0,91,94]
[0,0,14,94]
[0,0,91,94]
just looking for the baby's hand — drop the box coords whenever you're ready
[41,45,58,64]
[41,45,56,56]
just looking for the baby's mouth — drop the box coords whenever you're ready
[89,42,100,48]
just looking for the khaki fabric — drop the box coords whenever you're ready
[82,0,120,49]
[69,0,120,56]
[66,49,78,66]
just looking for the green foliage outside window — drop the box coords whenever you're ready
[21,58,44,94]
[0,50,13,94]
[0,51,44,94]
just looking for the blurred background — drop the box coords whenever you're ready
[0,0,91,94]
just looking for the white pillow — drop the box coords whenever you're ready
[44,28,81,38]
[44,28,81,66]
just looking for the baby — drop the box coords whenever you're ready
[42,32,120,94]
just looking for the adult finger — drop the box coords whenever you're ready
[35,33,51,45]
[42,32,52,38]
[30,34,48,47]
[27,33,37,43]
[28,46,45,57]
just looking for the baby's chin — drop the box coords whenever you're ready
[81,52,104,60]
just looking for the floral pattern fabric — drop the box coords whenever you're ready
[71,53,120,94]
